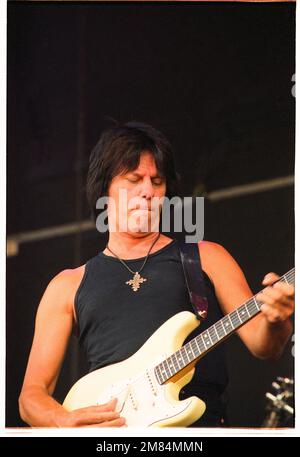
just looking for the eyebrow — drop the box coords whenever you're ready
[127,172,165,179]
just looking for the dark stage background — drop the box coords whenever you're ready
[7,2,295,428]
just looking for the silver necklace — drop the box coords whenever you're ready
[106,232,161,292]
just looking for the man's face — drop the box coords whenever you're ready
[107,151,166,234]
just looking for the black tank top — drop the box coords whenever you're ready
[75,239,228,426]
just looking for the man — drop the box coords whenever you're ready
[19,122,294,427]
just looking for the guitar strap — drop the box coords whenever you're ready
[178,241,208,321]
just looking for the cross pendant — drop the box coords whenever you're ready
[126,272,147,292]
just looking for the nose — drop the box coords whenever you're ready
[139,178,155,200]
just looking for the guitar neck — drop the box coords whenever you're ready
[154,268,295,385]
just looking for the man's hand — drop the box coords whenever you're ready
[257,272,295,324]
[58,398,127,428]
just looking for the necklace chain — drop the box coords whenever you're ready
[106,232,161,275]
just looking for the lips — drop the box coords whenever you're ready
[129,205,151,211]
[130,208,152,214]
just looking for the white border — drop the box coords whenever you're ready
[1,0,298,439]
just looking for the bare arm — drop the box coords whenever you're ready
[19,269,126,427]
[199,241,294,359]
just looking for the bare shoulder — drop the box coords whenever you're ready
[198,240,229,269]
[50,265,85,290]
[198,240,228,256]
[43,265,86,316]
[198,241,243,285]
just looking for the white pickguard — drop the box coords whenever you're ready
[96,356,192,427]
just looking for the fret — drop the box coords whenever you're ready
[253,296,260,311]
[167,356,175,376]
[245,303,251,318]
[206,330,214,346]
[175,351,183,371]
[193,336,202,355]
[155,365,163,384]
[196,334,206,353]
[222,315,234,333]
[209,325,219,343]
[159,363,167,383]
[163,360,172,379]
[247,299,258,316]
[215,320,226,339]
[283,274,289,283]
[237,304,249,323]
[171,353,178,372]
[171,354,179,373]
[236,308,243,324]
[185,344,193,362]
[202,331,212,348]
[187,342,195,359]
[229,310,239,329]
[176,350,184,368]
[283,271,295,285]
[200,333,207,350]
[220,318,227,335]
[228,313,236,329]
[177,348,185,367]
[284,269,295,285]
[182,345,191,364]
[191,339,201,358]
[167,358,175,377]
[159,362,166,380]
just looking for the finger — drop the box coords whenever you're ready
[99,417,127,428]
[260,304,284,323]
[77,399,118,416]
[82,417,126,428]
[257,287,289,306]
[99,398,118,411]
[256,291,294,312]
[74,410,121,426]
[262,272,280,286]
[273,281,295,298]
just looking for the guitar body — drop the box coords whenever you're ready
[63,311,206,427]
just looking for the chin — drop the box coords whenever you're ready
[129,226,151,234]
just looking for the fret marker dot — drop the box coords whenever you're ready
[226,323,229,326]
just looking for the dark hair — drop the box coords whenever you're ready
[86,121,181,220]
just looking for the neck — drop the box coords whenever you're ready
[104,231,167,260]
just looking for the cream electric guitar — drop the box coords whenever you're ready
[63,268,295,427]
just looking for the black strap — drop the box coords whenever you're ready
[178,241,208,321]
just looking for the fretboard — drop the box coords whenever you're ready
[154,268,295,385]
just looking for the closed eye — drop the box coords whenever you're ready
[127,178,140,183]
[152,179,164,186]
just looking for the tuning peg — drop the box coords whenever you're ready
[277,377,294,385]
[271,382,281,391]
[266,392,277,403]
